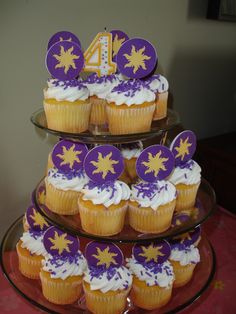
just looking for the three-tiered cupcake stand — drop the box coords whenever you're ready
[0,108,216,313]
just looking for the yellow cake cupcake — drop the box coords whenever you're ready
[106,80,155,134]
[44,79,91,133]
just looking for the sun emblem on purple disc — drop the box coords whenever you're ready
[84,145,124,183]
[46,40,84,80]
[110,30,129,61]
[47,31,81,51]
[116,38,157,79]
[133,240,171,265]
[43,226,79,257]
[26,205,49,232]
[85,241,123,269]
[136,145,175,182]
[172,226,201,247]
[170,130,197,166]
[52,140,88,173]
[171,213,190,228]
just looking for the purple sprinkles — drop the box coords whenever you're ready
[111,79,152,97]
[85,73,119,84]
[49,78,87,90]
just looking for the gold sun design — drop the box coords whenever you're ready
[53,45,79,74]
[139,244,164,263]
[113,34,126,58]
[175,137,192,161]
[92,246,118,268]
[49,231,73,255]
[30,208,49,230]
[124,45,151,74]
[91,152,119,179]
[142,151,168,177]
[38,190,46,205]
[56,144,82,169]
[59,36,72,42]
[174,232,192,244]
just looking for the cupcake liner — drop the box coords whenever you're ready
[124,158,138,181]
[153,91,168,120]
[170,260,196,288]
[106,102,155,135]
[44,100,91,133]
[40,270,82,305]
[128,200,176,234]
[131,277,172,310]
[175,183,200,212]
[89,96,107,125]
[16,242,43,279]
[78,199,128,236]
[45,180,80,215]
[83,282,129,314]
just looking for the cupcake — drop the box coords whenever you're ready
[78,145,130,236]
[119,141,143,184]
[40,226,87,304]
[106,80,156,134]
[169,228,201,287]
[129,145,176,233]
[45,140,89,215]
[150,74,169,120]
[84,73,121,125]
[126,241,174,310]
[44,78,91,133]
[169,131,201,212]
[83,241,132,314]
[22,214,29,232]
[16,205,49,279]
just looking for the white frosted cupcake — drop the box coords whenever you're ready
[84,73,121,125]
[106,80,156,134]
[44,79,91,133]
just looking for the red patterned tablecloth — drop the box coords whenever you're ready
[1,206,236,314]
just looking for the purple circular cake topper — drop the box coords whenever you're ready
[46,40,84,80]
[110,30,129,61]
[85,241,123,269]
[47,31,81,50]
[26,205,49,232]
[52,140,88,173]
[37,186,46,205]
[136,145,175,182]
[133,240,171,265]
[172,226,201,247]
[170,130,197,166]
[84,145,124,183]
[43,226,79,257]
[116,38,157,79]
[171,213,190,227]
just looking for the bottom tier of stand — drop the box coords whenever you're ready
[0,215,216,314]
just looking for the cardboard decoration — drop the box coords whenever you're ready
[84,145,124,183]
[133,240,171,265]
[171,213,190,227]
[85,241,123,269]
[47,31,81,50]
[26,205,49,232]
[46,40,84,80]
[43,226,79,257]
[170,130,197,165]
[110,30,129,61]
[116,38,157,79]
[52,140,88,173]
[136,145,175,182]
[171,226,201,247]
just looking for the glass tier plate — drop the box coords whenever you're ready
[30,108,180,144]
[33,178,216,243]
[0,215,216,314]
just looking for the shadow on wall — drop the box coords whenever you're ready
[168,50,236,139]
[187,0,209,20]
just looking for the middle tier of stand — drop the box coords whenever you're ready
[34,177,216,243]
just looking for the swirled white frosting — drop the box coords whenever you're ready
[157,75,169,93]
[20,231,48,256]
[168,160,201,185]
[83,266,132,293]
[42,252,87,280]
[120,142,143,160]
[44,79,89,102]
[130,180,176,210]
[170,245,200,266]
[106,80,156,106]
[126,257,174,288]
[84,74,120,99]
[81,180,130,207]
[46,168,89,192]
